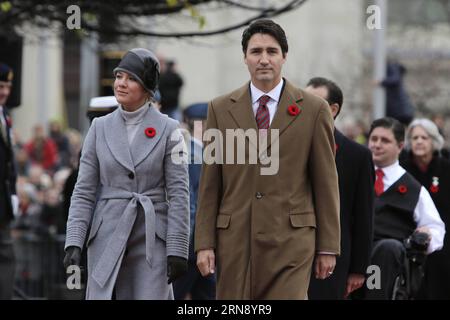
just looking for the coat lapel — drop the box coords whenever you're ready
[228,83,258,131]
[104,110,135,173]
[130,106,167,167]
[228,83,258,150]
[261,80,304,156]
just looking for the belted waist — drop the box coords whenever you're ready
[92,185,166,288]
[98,185,166,203]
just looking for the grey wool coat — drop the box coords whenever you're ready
[65,105,190,300]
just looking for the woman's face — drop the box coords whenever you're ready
[410,126,434,158]
[114,71,148,111]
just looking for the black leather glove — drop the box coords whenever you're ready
[63,246,82,270]
[167,255,188,284]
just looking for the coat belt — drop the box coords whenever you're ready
[91,185,166,288]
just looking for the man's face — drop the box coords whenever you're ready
[244,33,286,89]
[305,85,339,119]
[0,81,12,106]
[368,127,403,168]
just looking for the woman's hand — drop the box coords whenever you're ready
[167,256,188,284]
[63,246,82,270]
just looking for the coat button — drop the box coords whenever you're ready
[128,172,135,179]
[255,192,263,199]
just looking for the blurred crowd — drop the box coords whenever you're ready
[10,121,82,236]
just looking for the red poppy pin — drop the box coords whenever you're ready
[5,115,12,127]
[335,143,339,152]
[288,105,301,116]
[430,176,439,194]
[398,185,408,194]
[430,185,439,194]
[145,127,156,138]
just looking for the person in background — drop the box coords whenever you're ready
[365,117,445,299]
[377,60,414,126]
[159,60,184,121]
[25,124,58,173]
[49,120,71,169]
[306,77,374,300]
[0,62,18,299]
[401,118,450,299]
[173,103,216,300]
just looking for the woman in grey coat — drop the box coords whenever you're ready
[63,48,190,300]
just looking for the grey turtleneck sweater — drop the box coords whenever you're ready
[119,103,149,145]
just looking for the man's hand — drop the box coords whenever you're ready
[314,254,336,279]
[415,226,431,240]
[344,273,365,298]
[196,249,215,277]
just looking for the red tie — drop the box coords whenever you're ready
[256,95,271,129]
[374,168,385,196]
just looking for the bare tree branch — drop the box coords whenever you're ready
[82,0,308,38]
[217,0,276,11]
[0,0,308,39]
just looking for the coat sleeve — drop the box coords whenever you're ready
[164,123,190,259]
[349,148,375,274]
[308,102,340,255]
[65,118,100,250]
[194,101,222,252]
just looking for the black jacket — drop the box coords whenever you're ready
[401,152,450,299]
[0,107,16,226]
[309,130,375,299]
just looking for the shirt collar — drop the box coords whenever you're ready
[375,160,400,176]
[250,78,284,104]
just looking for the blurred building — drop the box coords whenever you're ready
[4,0,450,143]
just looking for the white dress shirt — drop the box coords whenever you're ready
[376,161,446,254]
[250,79,284,126]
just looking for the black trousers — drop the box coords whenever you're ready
[0,228,16,300]
[364,239,405,300]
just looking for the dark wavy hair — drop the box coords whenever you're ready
[369,117,405,144]
[241,19,288,57]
